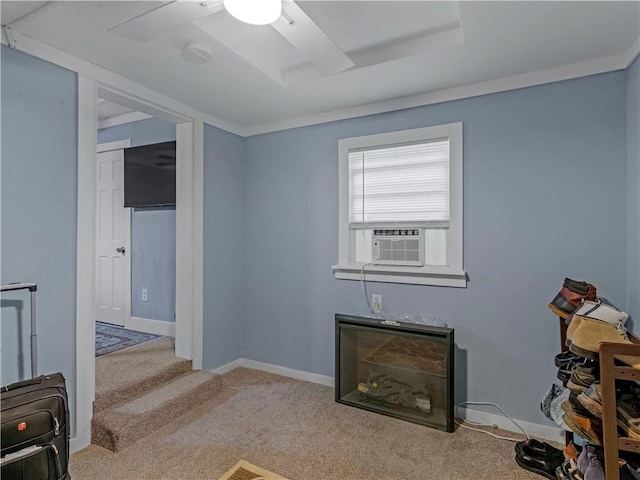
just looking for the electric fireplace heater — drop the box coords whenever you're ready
[335,313,454,432]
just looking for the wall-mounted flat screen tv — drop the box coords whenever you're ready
[124,141,176,208]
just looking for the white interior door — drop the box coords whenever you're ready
[96,146,131,327]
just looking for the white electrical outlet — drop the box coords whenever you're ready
[372,294,382,314]
[142,289,148,302]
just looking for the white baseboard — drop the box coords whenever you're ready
[210,357,334,387]
[70,432,91,454]
[457,406,564,444]
[239,359,335,387]
[211,358,242,375]
[129,316,175,337]
[210,358,562,443]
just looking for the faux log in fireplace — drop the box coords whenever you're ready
[335,313,454,432]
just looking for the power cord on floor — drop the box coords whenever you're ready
[455,401,530,442]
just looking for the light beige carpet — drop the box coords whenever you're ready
[71,367,541,480]
[219,460,289,480]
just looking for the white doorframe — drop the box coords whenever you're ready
[74,78,204,452]
[75,75,97,451]
[175,120,204,368]
[96,139,132,329]
[97,139,131,153]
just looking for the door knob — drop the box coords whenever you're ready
[116,247,126,255]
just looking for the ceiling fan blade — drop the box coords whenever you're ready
[108,0,225,42]
[272,1,353,75]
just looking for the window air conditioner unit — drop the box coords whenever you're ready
[372,228,424,266]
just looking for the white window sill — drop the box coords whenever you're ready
[331,264,467,287]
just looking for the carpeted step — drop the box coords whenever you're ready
[92,371,223,452]
[94,337,192,413]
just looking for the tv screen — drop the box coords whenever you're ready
[124,141,176,208]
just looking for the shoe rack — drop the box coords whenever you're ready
[599,341,640,480]
[557,315,575,445]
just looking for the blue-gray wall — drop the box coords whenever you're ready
[202,124,245,369]
[242,71,628,425]
[98,119,176,322]
[1,46,78,431]
[627,56,640,327]
[130,207,176,321]
[98,117,175,146]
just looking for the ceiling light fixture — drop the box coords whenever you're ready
[223,0,282,25]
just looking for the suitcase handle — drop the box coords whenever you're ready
[1,376,42,393]
[1,282,38,377]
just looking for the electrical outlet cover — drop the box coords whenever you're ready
[372,294,382,313]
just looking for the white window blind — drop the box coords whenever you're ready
[349,139,450,225]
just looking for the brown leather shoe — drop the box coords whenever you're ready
[548,278,597,319]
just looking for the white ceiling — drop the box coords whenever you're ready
[2,1,639,135]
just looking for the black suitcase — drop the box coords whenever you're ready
[1,283,71,480]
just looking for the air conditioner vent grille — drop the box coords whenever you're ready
[372,228,424,266]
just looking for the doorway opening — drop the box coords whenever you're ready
[74,77,204,451]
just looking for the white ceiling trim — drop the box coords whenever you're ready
[97,111,154,130]
[244,38,640,137]
[1,29,247,136]
[2,29,638,139]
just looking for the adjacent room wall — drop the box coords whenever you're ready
[1,46,78,430]
[242,71,628,425]
[130,206,176,321]
[98,118,176,322]
[202,124,245,370]
[627,56,640,328]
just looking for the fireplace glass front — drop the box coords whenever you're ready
[335,314,454,432]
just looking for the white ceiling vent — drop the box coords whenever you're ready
[181,43,214,64]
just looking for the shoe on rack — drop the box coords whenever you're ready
[617,393,640,439]
[541,384,563,421]
[577,443,596,475]
[567,363,599,395]
[569,317,640,367]
[583,454,604,480]
[550,387,572,431]
[577,383,603,419]
[562,394,595,420]
[555,351,582,369]
[566,315,583,347]
[575,300,629,327]
[549,278,597,319]
[621,462,640,480]
[556,458,584,480]
[558,367,572,384]
[563,442,581,461]
[562,410,602,445]
[566,301,629,348]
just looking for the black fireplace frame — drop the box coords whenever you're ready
[335,313,455,432]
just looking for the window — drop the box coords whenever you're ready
[333,123,465,287]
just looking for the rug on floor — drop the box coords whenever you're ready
[219,460,289,480]
[95,322,162,357]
